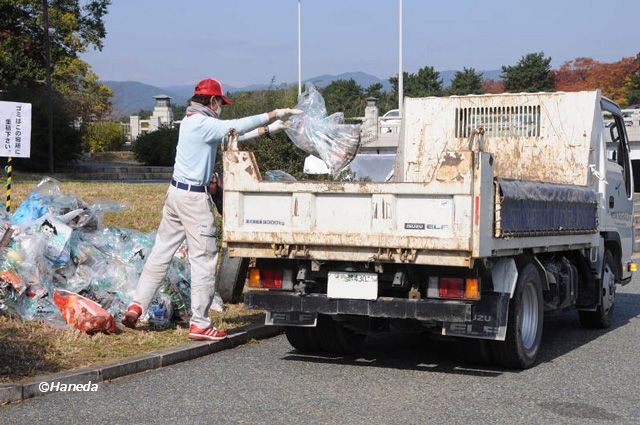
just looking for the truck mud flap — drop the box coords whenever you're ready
[442,293,509,341]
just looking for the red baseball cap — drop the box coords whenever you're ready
[194,78,232,105]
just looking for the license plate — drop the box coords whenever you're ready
[327,272,378,300]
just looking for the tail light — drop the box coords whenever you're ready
[261,270,283,289]
[247,268,293,290]
[464,278,480,299]
[439,277,464,298]
[248,269,261,288]
[429,276,480,300]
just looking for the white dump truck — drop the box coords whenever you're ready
[222,90,635,369]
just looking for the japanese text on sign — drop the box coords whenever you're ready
[0,101,32,158]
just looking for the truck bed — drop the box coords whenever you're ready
[222,149,597,268]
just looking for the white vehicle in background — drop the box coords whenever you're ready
[380,108,401,133]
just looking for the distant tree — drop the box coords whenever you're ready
[408,66,444,97]
[0,0,112,170]
[364,83,395,114]
[133,127,178,166]
[625,53,640,106]
[221,86,306,177]
[482,79,505,94]
[389,71,409,97]
[552,57,598,92]
[320,79,365,117]
[134,109,152,120]
[0,86,82,170]
[552,55,639,105]
[84,121,126,153]
[448,68,484,95]
[390,67,443,99]
[172,104,187,121]
[0,0,113,119]
[365,83,384,98]
[225,86,297,119]
[502,52,554,92]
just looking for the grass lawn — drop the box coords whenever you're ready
[0,307,264,384]
[1,175,262,384]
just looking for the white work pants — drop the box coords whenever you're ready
[133,184,218,328]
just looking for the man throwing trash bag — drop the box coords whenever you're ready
[122,78,302,341]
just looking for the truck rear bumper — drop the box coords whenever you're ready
[245,291,472,322]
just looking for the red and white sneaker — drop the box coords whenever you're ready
[188,324,227,341]
[122,303,143,329]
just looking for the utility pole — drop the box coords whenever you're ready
[43,0,54,173]
[297,0,302,96]
[398,0,403,117]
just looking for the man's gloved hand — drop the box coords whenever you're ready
[272,108,303,120]
[267,120,288,135]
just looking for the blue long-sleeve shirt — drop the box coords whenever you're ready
[172,113,269,186]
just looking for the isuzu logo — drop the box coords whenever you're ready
[404,223,425,230]
[404,223,449,230]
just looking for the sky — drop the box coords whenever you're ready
[81,0,640,88]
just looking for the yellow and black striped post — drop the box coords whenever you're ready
[6,156,12,213]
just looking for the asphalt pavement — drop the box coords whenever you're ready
[3,277,640,424]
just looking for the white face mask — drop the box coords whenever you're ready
[211,98,222,118]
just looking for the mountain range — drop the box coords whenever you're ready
[104,69,501,117]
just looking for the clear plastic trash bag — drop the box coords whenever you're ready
[264,170,297,182]
[285,84,361,175]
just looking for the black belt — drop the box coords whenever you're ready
[171,179,207,193]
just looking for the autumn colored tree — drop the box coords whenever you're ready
[623,53,640,107]
[482,79,505,94]
[553,56,639,106]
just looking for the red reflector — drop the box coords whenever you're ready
[261,270,283,289]
[439,277,465,298]
[474,196,480,225]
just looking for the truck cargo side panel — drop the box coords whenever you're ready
[495,178,598,237]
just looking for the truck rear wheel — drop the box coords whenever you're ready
[579,250,616,329]
[491,262,544,369]
[216,248,250,304]
[316,315,365,355]
[284,327,322,353]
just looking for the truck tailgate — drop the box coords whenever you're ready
[223,150,475,266]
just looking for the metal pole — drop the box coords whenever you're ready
[297,0,302,96]
[43,0,54,173]
[6,156,12,213]
[398,0,403,117]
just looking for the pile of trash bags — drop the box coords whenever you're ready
[285,84,361,175]
[0,178,198,333]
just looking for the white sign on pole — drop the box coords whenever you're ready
[0,101,32,158]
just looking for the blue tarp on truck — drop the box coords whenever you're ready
[495,178,598,237]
